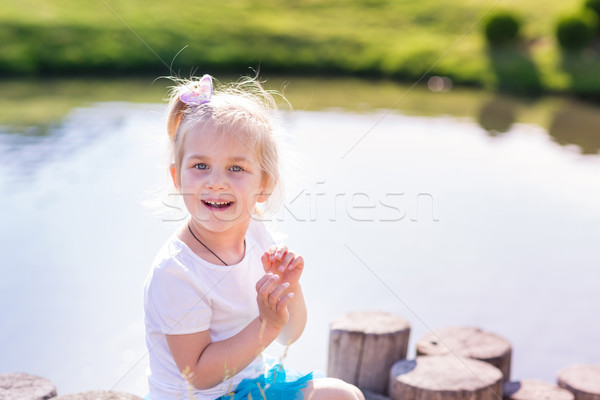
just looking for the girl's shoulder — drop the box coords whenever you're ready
[247,218,277,251]
[151,231,189,269]
[143,232,191,288]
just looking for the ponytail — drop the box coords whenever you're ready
[166,95,188,141]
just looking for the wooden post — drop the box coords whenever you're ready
[363,390,392,400]
[328,311,410,395]
[0,373,57,400]
[52,391,143,399]
[416,326,512,381]
[389,355,503,400]
[504,380,574,400]
[558,365,600,400]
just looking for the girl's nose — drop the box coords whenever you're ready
[205,171,228,190]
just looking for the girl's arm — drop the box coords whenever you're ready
[165,273,293,390]
[277,282,306,345]
[262,247,307,345]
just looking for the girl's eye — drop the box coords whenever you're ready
[194,163,208,170]
[230,165,244,172]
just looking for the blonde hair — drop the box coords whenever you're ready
[165,76,283,217]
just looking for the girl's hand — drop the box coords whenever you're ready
[261,245,304,289]
[255,273,294,331]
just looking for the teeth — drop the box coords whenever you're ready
[205,200,231,205]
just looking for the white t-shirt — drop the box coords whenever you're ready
[143,219,276,400]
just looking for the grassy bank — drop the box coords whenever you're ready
[2,0,599,95]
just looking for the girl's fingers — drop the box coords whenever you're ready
[268,245,278,262]
[279,252,295,272]
[257,274,279,300]
[275,245,288,260]
[288,255,304,271]
[255,274,271,292]
[268,282,290,305]
[261,252,272,272]
[269,244,288,262]
[276,292,295,311]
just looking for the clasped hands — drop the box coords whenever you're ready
[255,245,304,331]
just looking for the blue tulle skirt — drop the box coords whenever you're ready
[216,362,314,400]
[144,359,322,400]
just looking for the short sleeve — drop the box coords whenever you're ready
[145,259,212,335]
[249,219,277,252]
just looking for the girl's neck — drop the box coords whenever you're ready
[181,219,249,266]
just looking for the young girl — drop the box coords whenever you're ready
[143,75,364,400]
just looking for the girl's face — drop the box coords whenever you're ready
[172,126,269,235]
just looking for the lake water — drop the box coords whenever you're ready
[1,77,599,397]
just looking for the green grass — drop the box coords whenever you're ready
[1,0,598,95]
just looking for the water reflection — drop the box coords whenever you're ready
[2,77,600,157]
[0,103,142,183]
[478,97,517,136]
[549,99,600,155]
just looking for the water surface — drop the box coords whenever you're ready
[1,77,599,397]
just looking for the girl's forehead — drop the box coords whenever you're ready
[183,126,259,161]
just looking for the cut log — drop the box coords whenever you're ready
[0,373,57,400]
[416,326,512,380]
[52,391,142,400]
[389,355,503,400]
[328,311,410,395]
[503,379,574,400]
[363,389,391,400]
[558,365,600,400]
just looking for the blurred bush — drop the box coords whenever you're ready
[484,12,521,46]
[555,12,598,51]
[584,0,600,19]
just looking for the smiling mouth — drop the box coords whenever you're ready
[202,200,233,210]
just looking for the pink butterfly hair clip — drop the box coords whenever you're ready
[180,74,213,106]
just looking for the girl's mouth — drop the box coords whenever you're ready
[202,200,233,210]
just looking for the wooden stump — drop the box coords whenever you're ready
[389,355,503,400]
[558,365,600,400]
[328,311,410,395]
[0,373,57,400]
[504,379,574,400]
[363,390,392,400]
[417,326,512,381]
[52,391,143,400]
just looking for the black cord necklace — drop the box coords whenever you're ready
[187,223,244,266]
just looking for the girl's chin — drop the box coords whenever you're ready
[191,210,253,229]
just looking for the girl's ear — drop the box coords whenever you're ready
[257,177,275,203]
[170,163,181,191]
